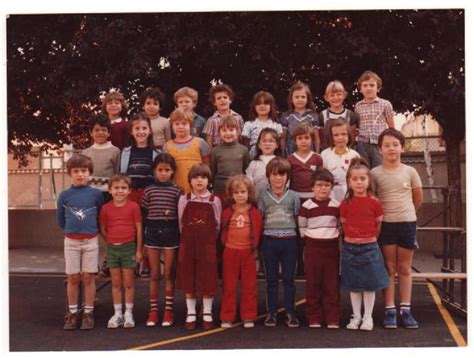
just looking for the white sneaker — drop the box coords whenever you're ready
[220,321,232,328]
[359,317,374,331]
[346,316,362,330]
[243,320,254,328]
[123,311,135,328]
[107,314,123,329]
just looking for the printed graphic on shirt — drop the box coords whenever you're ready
[63,205,97,221]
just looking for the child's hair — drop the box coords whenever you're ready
[287,81,317,112]
[152,153,177,179]
[292,122,314,140]
[328,117,353,147]
[357,70,383,90]
[311,168,334,187]
[378,128,405,148]
[254,128,281,160]
[128,112,154,148]
[174,86,198,104]
[209,84,235,104]
[248,91,278,121]
[139,87,165,108]
[324,80,348,97]
[218,115,239,131]
[169,108,195,127]
[265,157,291,180]
[101,91,129,118]
[344,157,373,202]
[108,173,131,188]
[188,163,213,185]
[88,113,111,133]
[225,175,257,205]
[66,154,93,174]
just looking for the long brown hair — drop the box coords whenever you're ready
[344,157,374,203]
[225,175,257,205]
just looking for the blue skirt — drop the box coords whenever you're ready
[340,241,389,292]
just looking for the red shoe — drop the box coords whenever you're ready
[184,314,196,330]
[162,309,174,327]
[202,313,214,330]
[146,310,159,327]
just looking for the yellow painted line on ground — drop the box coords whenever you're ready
[427,282,467,347]
[128,298,306,351]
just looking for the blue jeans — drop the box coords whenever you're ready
[355,141,383,169]
[262,236,297,315]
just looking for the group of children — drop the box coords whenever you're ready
[56,70,423,333]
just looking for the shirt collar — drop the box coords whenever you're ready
[110,117,123,124]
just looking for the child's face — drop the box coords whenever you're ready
[359,79,380,101]
[348,168,370,197]
[155,162,174,183]
[109,180,131,204]
[269,171,287,192]
[295,133,312,152]
[258,133,278,156]
[176,96,196,111]
[324,91,345,108]
[190,175,209,194]
[232,184,249,206]
[292,89,308,111]
[143,97,160,118]
[312,180,332,201]
[69,167,91,187]
[105,99,122,119]
[255,100,271,119]
[131,119,151,147]
[213,92,231,113]
[90,124,110,145]
[379,135,403,163]
[220,126,238,143]
[172,119,191,139]
[332,125,349,150]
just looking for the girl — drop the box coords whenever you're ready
[246,128,281,198]
[220,175,263,329]
[242,91,283,160]
[280,81,320,157]
[120,112,160,204]
[176,163,222,330]
[339,158,389,331]
[320,118,360,204]
[102,91,129,150]
[163,108,211,194]
[141,154,182,327]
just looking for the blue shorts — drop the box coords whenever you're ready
[378,222,418,250]
[144,219,179,249]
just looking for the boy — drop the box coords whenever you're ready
[102,91,129,150]
[298,168,340,328]
[354,71,395,169]
[140,87,171,149]
[99,174,143,328]
[174,86,207,137]
[258,157,301,328]
[318,80,359,151]
[56,154,104,330]
[202,84,244,147]
[371,128,423,329]
[210,116,250,206]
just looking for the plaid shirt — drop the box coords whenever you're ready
[355,97,394,144]
[202,109,244,146]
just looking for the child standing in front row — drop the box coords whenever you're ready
[140,87,171,150]
[372,129,423,329]
[99,174,143,329]
[220,175,263,329]
[340,158,389,331]
[141,154,182,327]
[242,91,283,160]
[258,157,301,328]
[176,163,222,330]
[298,168,340,329]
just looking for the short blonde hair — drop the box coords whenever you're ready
[174,86,198,104]
[324,80,348,97]
[169,108,195,126]
[101,91,129,117]
[357,71,383,90]
[225,175,256,205]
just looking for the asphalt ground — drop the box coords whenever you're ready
[8,275,467,352]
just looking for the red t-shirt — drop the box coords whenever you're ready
[99,200,142,244]
[339,195,383,244]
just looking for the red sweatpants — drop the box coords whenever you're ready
[304,239,340,325]
[220,247,257,322]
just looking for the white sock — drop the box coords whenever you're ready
[349,291,362,319]
[68,304,78,314]
[202,297,214,322]
[186,298,197,322]
[125,303,133,314]
[114,304,122,315]
[363,291,376,320]
[84,306,94,314]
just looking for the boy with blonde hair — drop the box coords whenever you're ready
[174,86,207,137]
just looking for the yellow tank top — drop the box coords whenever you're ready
[166,137,202,193]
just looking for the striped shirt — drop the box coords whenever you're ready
[298,198,339,240]
[141,182,182,220]
[354,97,394,144]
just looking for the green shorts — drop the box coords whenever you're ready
[107,242,137,269]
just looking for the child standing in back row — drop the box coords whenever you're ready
[102,91,129,150]
[174,86,207,137]
[140,87,171,150]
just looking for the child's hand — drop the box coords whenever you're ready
[136,251,143,263]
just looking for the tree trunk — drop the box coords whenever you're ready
[444,135,464,229]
